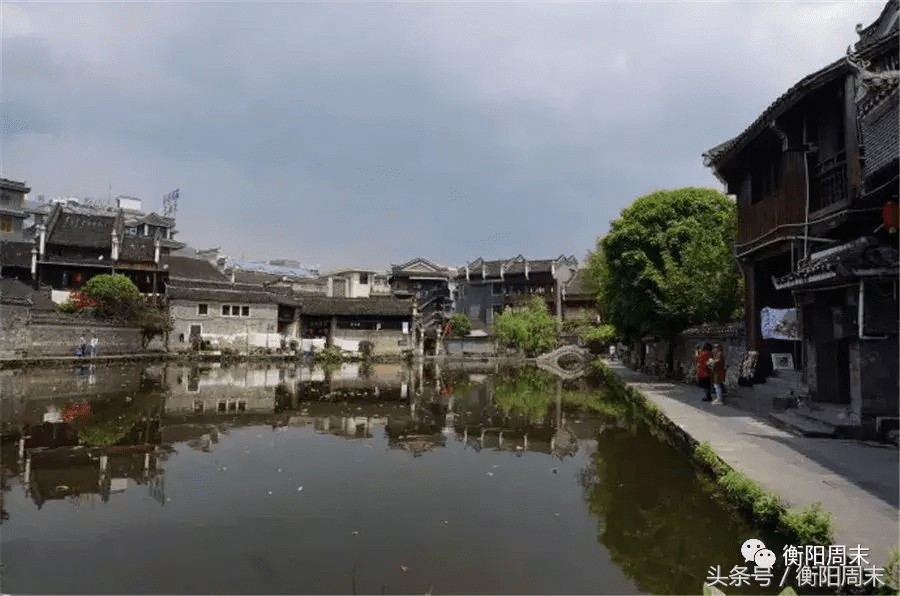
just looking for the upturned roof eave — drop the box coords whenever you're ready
[703,57,851,171]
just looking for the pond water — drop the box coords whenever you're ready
[1,361,777,594]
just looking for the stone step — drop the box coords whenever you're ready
[768,411,839,438]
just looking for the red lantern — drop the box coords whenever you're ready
[883,201,899,233]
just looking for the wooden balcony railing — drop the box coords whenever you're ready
[812,150,847,212]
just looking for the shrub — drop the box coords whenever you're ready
[57,300,78,314]
[884,547,899,595]
[316,345,343,365]
[448,312,472,338]
[493,297,557,357]
[781,502,833,546]
[81,275,141,314]
[694,441,729,477]
[359,340,374,359]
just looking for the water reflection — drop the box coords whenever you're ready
[0,361,773,595]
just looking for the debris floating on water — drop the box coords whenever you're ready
[486,472,494,477]
[297,486,304,491]
[399,564,409,572]
[352,531,359,536]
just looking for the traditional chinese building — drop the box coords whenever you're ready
[703,1,898,436]
[454,255,579,332]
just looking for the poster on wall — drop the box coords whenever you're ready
[761,307,800,341]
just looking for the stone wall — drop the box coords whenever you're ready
[444,336,496,356]
[2,308,163,357]
[672,323,745,386]
[859,338,899,420]
[0,304,29,358]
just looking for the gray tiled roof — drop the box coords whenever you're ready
[703,60,850,169]
[166,282,280,305]
[772,237,899,290]
[704,8,899,171]
[298,296,413,317]
[563,269,592,298]
[167,256,230,283]
[456,255,578,280]
[0,278,55,309]
[47,212,116,248]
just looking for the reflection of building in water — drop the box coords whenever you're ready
[313,416,387,439]
[4,421,169,511]
[165,364,277,416]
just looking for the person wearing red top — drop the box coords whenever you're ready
[695,342,714,402]
[711,344,726,404]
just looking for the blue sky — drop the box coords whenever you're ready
[1,1,887,271]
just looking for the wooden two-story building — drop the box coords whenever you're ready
[703,0,898,434]
[454,255,579,332]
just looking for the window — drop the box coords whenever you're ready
[359,273,369,285]
[221,304,249,317]
[125,227,138,236]
[193,400,204,413]
[492,282,503,296]
[0,215,12,233]
[198,304,208,315]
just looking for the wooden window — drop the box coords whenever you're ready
[492,283,503,295]
[241,306,250,317]
[222,305,230,316]
[359,273,369,285]
[0,215,12,233]
[198,304,208,315]
[193,400,204,413]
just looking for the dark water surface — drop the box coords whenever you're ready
[1,361,772,594]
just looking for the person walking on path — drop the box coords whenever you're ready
[77,335,87,358]
[711,344,726,404]
[89,333,99,358]
[695,342,714,402]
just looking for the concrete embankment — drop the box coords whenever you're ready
[603,361,899,569]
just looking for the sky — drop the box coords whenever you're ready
[1,1,888,272]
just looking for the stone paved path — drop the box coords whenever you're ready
[606,361,900,567]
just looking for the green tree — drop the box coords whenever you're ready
[81,274,141,315]
[448,312,473,354]
[136,298,174,348]
[493,297,557,357]
[587,188,742,343]
[449,312,472,338]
